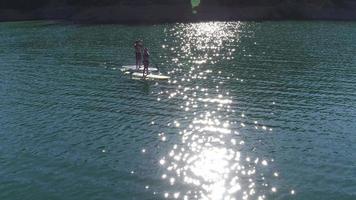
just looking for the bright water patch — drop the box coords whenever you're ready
[153,22,285,200]
[0,21,356,200]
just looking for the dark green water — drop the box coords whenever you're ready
[0,21,356,200]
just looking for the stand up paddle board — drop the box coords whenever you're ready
[121,65,158,72]
[131,72,170,80]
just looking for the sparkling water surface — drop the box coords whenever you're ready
[0,21,356,200]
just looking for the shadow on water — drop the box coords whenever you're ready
[140,80,152,95]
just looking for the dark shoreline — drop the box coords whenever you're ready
[1,5,356,24]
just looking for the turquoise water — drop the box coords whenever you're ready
[0,20,356,200]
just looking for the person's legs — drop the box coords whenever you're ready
[143,61,149,77]
[142,62,146,77]
[146,61,149,75]
[136,53,142,69]
[135,53,139,69]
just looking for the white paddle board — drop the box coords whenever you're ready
[121,65,158,72]
[131,72,170,80]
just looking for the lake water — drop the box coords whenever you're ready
[0,20,356,200]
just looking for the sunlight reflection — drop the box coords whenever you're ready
[155,22,287,200]
[160,113,266,200]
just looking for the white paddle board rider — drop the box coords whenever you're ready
[134,40,143,70]
[142,48,150,77]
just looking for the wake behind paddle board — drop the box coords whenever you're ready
[121,65,158,72]
[131,72,170,80]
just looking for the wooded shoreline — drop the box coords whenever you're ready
[1,4,356,24]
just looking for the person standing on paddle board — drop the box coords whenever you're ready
[134,40,143,70]
[142,48,150,77]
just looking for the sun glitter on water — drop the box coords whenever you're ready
[147,22,294,200]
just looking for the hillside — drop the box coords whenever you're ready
[0,0,355,23]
